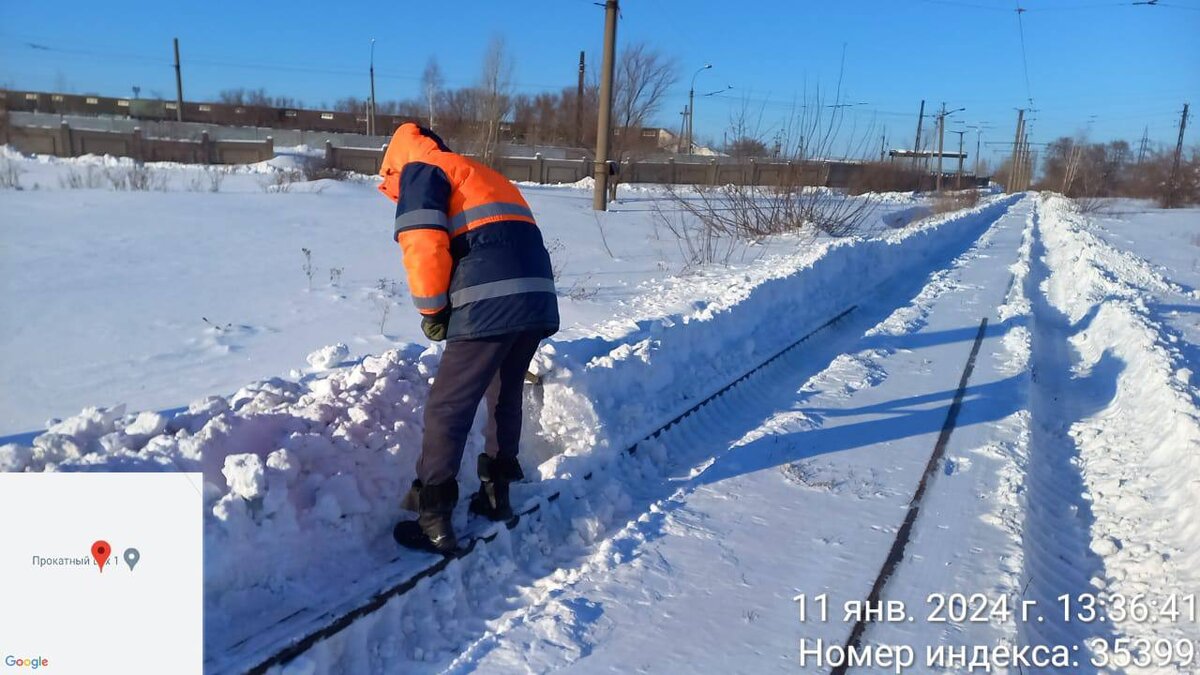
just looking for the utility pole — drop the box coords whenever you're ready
[880,130,887,162]
[1136,124,1149,165]
[593,0,618,211]
[678,105,689,153]
[936,103,947,192]
[368,39,377,136]
[1021,133,1032,191]
[576,51,586,147]
[173,38,184,122]
[1009,108,1025,193]
[1062,144,1083,195]
[911,99,925,170]
[951,129,966,189]
[1167,103,1190,208]
[975,129,983,177]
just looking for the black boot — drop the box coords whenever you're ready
[469,453,524,521]
[400,479,459,553]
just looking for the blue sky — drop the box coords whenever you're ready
[2,0,1196,166]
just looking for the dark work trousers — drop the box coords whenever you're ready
[416,329,543,486]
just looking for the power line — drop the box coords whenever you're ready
[916,0,1200,10]
[0,37,573,92]
[1013,2,1035,107]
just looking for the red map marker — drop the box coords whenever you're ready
[91,540,111,573]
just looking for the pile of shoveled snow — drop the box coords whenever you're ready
[0,342,479,626]
[1033,194,1200,644]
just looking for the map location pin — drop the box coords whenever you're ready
[91,540,111,573]
[124,547,140,571]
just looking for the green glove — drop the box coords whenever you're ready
[421,309,450,342]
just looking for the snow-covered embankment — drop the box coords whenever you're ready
[1021,194,1200,651]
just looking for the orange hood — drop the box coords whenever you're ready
[378,123,447,202]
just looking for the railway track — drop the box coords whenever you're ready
[210,307,858,674]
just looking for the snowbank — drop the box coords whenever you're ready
[1032,195,1200,644]
[531,194,1020,482]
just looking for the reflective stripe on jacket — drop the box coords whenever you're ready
[379,123,559,341]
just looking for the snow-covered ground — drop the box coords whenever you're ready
[3,146,1198,675]
[0,149,921,438]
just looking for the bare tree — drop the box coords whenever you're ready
[421,56,444,130]
[475,36,515,166]
[612,43,678,160]
[333,96,368,115]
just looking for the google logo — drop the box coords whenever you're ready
[4,655,49,669]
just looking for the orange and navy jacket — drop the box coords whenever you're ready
[379,123,559,341]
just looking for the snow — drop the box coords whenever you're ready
[0,149,931,438]
[305,343,349,371]
[4,143,1199,674]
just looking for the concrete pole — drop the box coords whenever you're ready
[953,129,966,189]
[911,100,925,170]
[975,129,982,177]
[576,51,585,147]
[592,0,618,211]
[368,39,377,137]
[936,103,946,192]
[1167,103,1190,208]
[691,86,700,153]
[173,38,184,123]
[1009,109,1025,193]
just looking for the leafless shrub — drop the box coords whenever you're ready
[259,169,303,193]
[1073,195,1109,214]
[654,199,743,270]
[187,166,228,193]
[0,158,22,189]
[591,213,616,258]
[544,238,567,282]
[301,248,314,290]
[303,166,351,181]
[565,274,599,301]
[204,166,227,192]
[374,278,400,333]
[931,190,981,215]
[58,166,105,189]
[653,87,883,267]
[105,163,168,191]
[329,267,343,287]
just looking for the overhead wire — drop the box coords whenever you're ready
[1014,2,1035,108]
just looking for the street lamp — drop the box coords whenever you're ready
[687,64,712,154]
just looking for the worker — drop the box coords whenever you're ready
[378,123,559,553]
